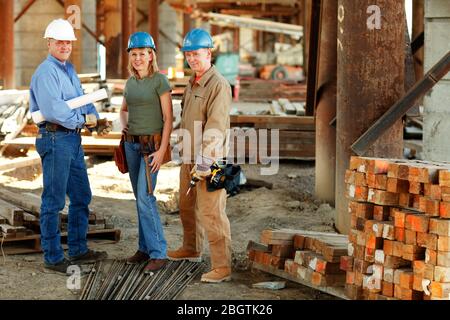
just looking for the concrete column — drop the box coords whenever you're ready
[423,1,450,162]
[315,0,337,206]
[336,0,405,233]
[0,0,15,88]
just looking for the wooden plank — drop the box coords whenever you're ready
[0,198,24,226]
[0,153,41,172]
[251,261,349,300]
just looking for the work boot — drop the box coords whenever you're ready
[201,267,232,283]
[44,258,73,275]
[126,250,149,264]
[144,259,167,274]
[167,248,202,262]
[69,249,108,264]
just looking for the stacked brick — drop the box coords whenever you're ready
[248,229,348,288]
[344,156,450,300]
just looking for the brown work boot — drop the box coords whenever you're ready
[167,248,202,262]
[126,250,149,264]
[69,249,108,264]
[144,259,167,274]
[201,267,232,283]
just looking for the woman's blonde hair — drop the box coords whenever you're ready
[127,48,159,79]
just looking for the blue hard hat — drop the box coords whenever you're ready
[181,28,213,52]
[127,32,156,52]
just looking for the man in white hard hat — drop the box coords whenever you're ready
[30,19,110,274]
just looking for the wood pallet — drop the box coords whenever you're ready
[0,228,121,255]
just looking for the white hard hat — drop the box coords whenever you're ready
[44,19,77,41]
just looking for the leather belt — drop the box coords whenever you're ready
[38,122,82,134]
[125,134,142,143]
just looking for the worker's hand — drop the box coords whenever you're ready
[190,164,211,181]
[84,113,97,128]
[149,149,164,173]
[122,124,129,134]
[96,118,112,136]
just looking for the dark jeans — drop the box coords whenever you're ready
[36,129,91,264]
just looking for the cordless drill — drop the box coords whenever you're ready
[185,161,213,195]
[186,172,201,195]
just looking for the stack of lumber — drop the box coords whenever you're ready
[229,115,315,160]
[1,136,120,156]
[270,99,305,116]
[248,229,348,295]
[239,79,306,102]
[0,188,120,254]
[344,156,450,300]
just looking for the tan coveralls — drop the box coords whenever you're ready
[179,65,232,269]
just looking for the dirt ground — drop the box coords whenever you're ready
[0,156,339,300]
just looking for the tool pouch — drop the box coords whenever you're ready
[138,135,154,155]
[114,134,128,174]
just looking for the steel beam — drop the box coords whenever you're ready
[121,0,136,78]
[305,0,322,116]
[412,0,424,81]
[0,0,14,89]
[315,0,337,205]
[149,0,159,49]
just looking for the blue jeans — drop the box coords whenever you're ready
[36,129,91,265]
[124,141,167,259]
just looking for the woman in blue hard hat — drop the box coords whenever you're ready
[119,31,173,273]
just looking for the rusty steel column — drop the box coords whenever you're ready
[0,0,15,89]
[336,0,404,234]
[412,0,424,80]
[65,0,82,72]
[121,0,136,78]
[315,0,337,206]
[183,13,191,37]
[149,0,158,49]
[97,0,122,78]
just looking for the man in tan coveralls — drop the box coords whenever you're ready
[168,28,232,283]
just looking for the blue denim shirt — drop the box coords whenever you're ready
[30,54,99,130]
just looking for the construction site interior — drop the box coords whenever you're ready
[0,0,449,301]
